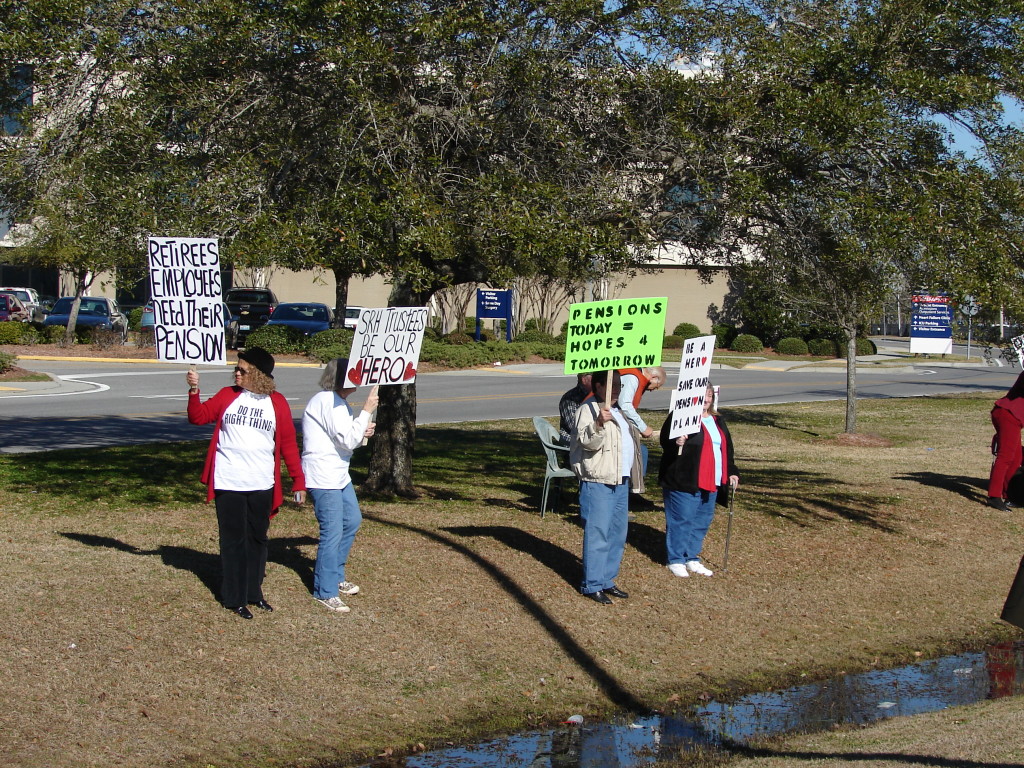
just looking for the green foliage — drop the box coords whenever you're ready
[41,325,65,344]
[713,324,738,350]
[244,324,307,355]
[127,307,143,332]
[775,337,809,355]
[808,338,838,357]
[513,329,557,344]
[663,334,684,349]
[838,337,878,357]
[0,351,16,373]
[444,331,473,346]
[0,322,32,344]
[307,328,354,361]
[730,333,764,353]
[672,322,702,339]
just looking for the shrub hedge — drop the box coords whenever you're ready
[663,334,684,349]
[713,324,738,349]
[807,338,838,357]
[775,337,809,355]
[672,322,702,339]
[0,350,15,373]
[730,333,763,353]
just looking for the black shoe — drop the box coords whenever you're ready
[605,586,629,599]
[227,605,254,619]
[249,599,273,612]
[585,591,613,605]
[988,497,1013,511]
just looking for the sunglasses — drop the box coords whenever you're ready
[233,366,251,376]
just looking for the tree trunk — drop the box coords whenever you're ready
[332,266,351,329]
[362,275,424,497]
[63,271,90,345]
[844,326,857,434]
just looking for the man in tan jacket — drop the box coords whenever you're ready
[570,370,644,605]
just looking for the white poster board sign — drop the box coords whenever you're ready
[1011,334,1024,368]
[345,306,429,386]
[147,237,225,365]
[668,335,716,439]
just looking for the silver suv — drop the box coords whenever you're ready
[0,287,43,322]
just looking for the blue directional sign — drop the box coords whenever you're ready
[476,289,513,342]
[910,293,953,354]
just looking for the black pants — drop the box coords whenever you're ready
[214,489,273,608]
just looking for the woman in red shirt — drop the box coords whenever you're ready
[186,348,306,618]
[988,371,1024,511]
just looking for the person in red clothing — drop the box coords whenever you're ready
[186,348,306,619]
[988,371,1024,511]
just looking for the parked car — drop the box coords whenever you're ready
[224,287,279,348]
[0,286,43,322]
[0,293,30,323]
[264,302,333,337]
[340,305,365,330]
[43,296,129,341]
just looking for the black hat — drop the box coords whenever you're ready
[238,347,275,378]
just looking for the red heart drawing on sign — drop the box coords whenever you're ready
[691,396,701,406]
[403,362,416,381]
[701,356,707,365]
[347,359,363,385]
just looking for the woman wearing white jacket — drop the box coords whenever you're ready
[302,358,378,613]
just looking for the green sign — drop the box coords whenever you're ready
[563,297,668,374]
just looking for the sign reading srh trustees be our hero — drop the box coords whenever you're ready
[563,297,668,375]
[668,334,716,439]
[345,306,429,386]
[147,237,225,365]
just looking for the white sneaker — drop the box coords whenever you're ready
[668,563,690,578]
[314,596,350,613]
[686,560,713,577]
[338,581,360,595]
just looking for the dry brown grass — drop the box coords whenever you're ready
[1,394,1020,768]
[694,694,1024,768]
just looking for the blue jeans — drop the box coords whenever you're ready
[579,480,629,594]
[310,485,362,599]
[663,488,717,565]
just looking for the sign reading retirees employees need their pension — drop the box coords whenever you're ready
[563,297,668,374]
[345,306,430,386]
[147,236,225,366]
[668,334,716,439]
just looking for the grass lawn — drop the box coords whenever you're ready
[1,394,1021,768]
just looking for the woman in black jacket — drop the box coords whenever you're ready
[658,383,739,578]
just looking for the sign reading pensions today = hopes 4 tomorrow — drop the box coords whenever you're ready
[563,297,668,375]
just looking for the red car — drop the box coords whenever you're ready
[0,293,30,322]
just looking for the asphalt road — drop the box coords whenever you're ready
[0,355,1018,453]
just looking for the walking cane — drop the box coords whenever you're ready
[722,483,736,572]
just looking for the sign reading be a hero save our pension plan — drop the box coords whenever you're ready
[563,297,668,374]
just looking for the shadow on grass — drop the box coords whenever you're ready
[58,531,318,600]
[741,463,900,533]
[726,407,823,436]
[897,471,987,503]
[371,513,647,713]
[443,525,579,586]
[3,441,205,505]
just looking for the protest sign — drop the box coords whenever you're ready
[345,306,429,386]
[668,334,716,439]
[1011,334,1024,368]
[563,297,668,375]
[147,237,225,365]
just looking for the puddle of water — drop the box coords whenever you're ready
[361,640,1024,767]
